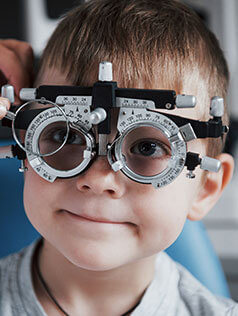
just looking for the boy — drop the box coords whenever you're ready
[0,0,237,315]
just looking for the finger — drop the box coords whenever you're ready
[0,70,8,87]
[0,45,31,96]
[0,97,10,119]
[0,39,34,73]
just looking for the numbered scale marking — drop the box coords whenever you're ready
[111,108,187,188]
[25,103,93,182]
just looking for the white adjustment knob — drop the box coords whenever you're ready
[176,94,196,108]
[98,61,113,81]
[90,107,107,125]
[19,88,37,100]
[1,84,15,103]
[210,96,224,117]
[200,156,221,173]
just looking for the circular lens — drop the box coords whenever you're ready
[38,121,69,156]
[40,125,87,171]
[12,100,69,156]
[18,100,69,157]
[121,126,171,177]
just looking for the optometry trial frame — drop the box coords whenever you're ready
[0,62,228,188]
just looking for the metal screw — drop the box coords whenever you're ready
[19,161,28,173]
[186,170,196,179]
[165,103,172,109]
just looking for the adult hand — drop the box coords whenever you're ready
[0,97,10,119]
[0,39,34,103]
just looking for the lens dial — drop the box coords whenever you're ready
[110,108,187,188]
[25,102,94,182]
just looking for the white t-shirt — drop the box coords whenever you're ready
[0,240,237,316]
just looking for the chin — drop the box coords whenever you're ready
[62,242,137,272]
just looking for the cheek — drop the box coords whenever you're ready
[131,172,201,254]
[23,164,56,235]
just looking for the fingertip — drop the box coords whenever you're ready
[0,104,7,119]
[9,74,31,98]
[0,97,11,110]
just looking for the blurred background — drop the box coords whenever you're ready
[0,0,237,300]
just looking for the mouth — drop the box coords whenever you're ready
[61,210,132,225]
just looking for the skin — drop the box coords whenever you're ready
[0,67,234,316]
[0,40,33,102]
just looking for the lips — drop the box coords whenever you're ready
[62,210,129,225]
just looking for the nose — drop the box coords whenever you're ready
[75,157,126,198]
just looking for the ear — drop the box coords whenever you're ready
[187,153,234,221]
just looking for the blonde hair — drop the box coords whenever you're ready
[37,0,229,156]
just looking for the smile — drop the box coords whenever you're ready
[62,210,131,225]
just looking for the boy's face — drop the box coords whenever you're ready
[24,68,207,271]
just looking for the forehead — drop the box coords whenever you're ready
[37,67,208,121]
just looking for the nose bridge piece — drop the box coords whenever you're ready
[98,134,109,156]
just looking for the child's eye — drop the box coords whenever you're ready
[45,128,85,145]
[130,139,170,158]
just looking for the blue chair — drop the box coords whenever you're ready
[0,140,40,257]
[166,220,230,297]
[0,140,230,298]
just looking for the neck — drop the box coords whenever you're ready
[33,239,156,316]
